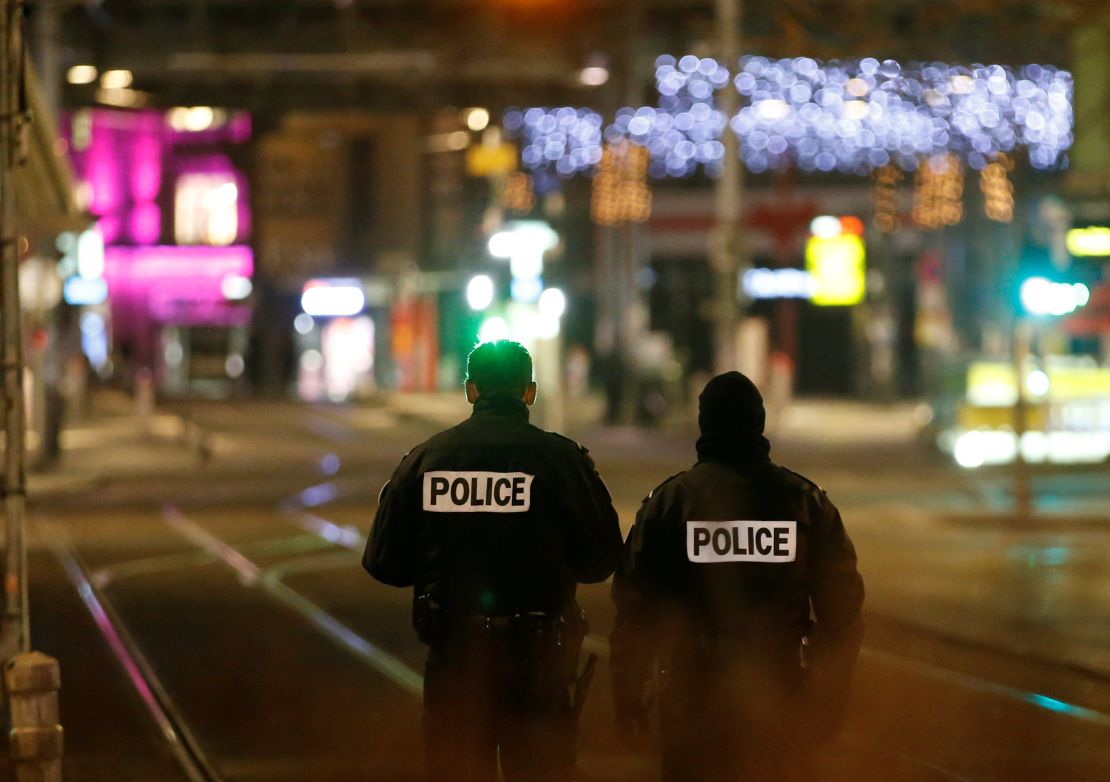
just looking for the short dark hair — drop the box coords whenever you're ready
[466,340,533,397]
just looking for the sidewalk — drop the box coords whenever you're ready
[382,388,927,441]
[26,390,209,504]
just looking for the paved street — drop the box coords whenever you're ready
[19,393,1110,781]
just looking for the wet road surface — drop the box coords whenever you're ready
[26,399,1110,781]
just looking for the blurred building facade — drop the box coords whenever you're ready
[23,0,1105,424]
[11,63,89,465]
[251,112,424,399]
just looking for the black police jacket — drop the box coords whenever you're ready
[610,434,864,734]
[364,394,623,619]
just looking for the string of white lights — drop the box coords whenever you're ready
[505,54,1073,180]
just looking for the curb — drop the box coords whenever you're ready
[26,410,213,503]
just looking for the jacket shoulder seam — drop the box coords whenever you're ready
[779,465,824,494]
[645,471,686,502]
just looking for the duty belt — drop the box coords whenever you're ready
[454,611,561,633]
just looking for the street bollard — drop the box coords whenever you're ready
[5,652,63,782]
[189,422,212,466]
[134,367,154,440]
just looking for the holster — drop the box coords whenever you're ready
[415,598,595,714]
[560,605,588,683]
[412,593,448,645]
[561,606,599,719]
[489,606,591,714]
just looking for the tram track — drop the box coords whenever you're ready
[282,480,1110,720]
[41,518,225,782]
[277,477,1110,778]
[47,468,1104,782]
[40,400,1110,782]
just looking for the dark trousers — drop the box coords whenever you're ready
[658,659,816,782]
[423,629,575,782]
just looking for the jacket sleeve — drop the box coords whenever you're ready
[363,451,421,587]
[609,491,671,724]
[806,490,865,740]
[808,490,864,641]
[561,445,623,583]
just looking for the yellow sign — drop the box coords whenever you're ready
[1066,226,1110,257]
[966,359,1110,405]
[958,403,1048,431]
[805,234,866,306]
[466,143,518,178]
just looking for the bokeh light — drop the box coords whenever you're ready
[507,55,1072,180]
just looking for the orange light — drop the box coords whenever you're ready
[839,216,865,236]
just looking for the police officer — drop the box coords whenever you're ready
[610,371,864,782]
[364,340,622,782]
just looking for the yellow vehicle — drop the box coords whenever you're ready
[942,357,1110,467]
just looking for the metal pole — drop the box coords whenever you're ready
[618,5,643,425]
[1,0,30,657]
[1011,318,1033,520]
[1,11,64,779]
[712,0,745,373]
[31,0,57,118]
[618,220,637,425]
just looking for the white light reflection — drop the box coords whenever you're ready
[320,454,342,476]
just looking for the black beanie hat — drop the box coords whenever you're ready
[698,371,766,436]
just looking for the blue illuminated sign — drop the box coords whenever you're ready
[63,276,108,306]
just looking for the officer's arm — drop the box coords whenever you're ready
[808,491,865,645]
[609,500,662,731]
[806,491,865,741]
[563,446,623,583]
[363,453,420,587]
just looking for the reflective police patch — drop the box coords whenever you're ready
[423,471,534,513]
[686,520,797,563]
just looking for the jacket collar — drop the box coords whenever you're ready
[471,393,530,422]
[695,430,771,463]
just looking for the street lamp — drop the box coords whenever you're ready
[466,274,495,311]
[1019,277,1090,317]
[535,287,566,340]
[1007,273,1092,519]
[478,316,511,344]
[487,220,558,304]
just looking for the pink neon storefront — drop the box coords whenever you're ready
[65,108,254,394]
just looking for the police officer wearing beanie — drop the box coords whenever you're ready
[610,371,864,782]
[365,340,622,782]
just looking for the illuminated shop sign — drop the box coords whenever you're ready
[804,216,866,306]
[102,245,254,326]
[301,279,366,317]
[63,277,109,306]
[1066,226,1110,258]
[742,268,816,300]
